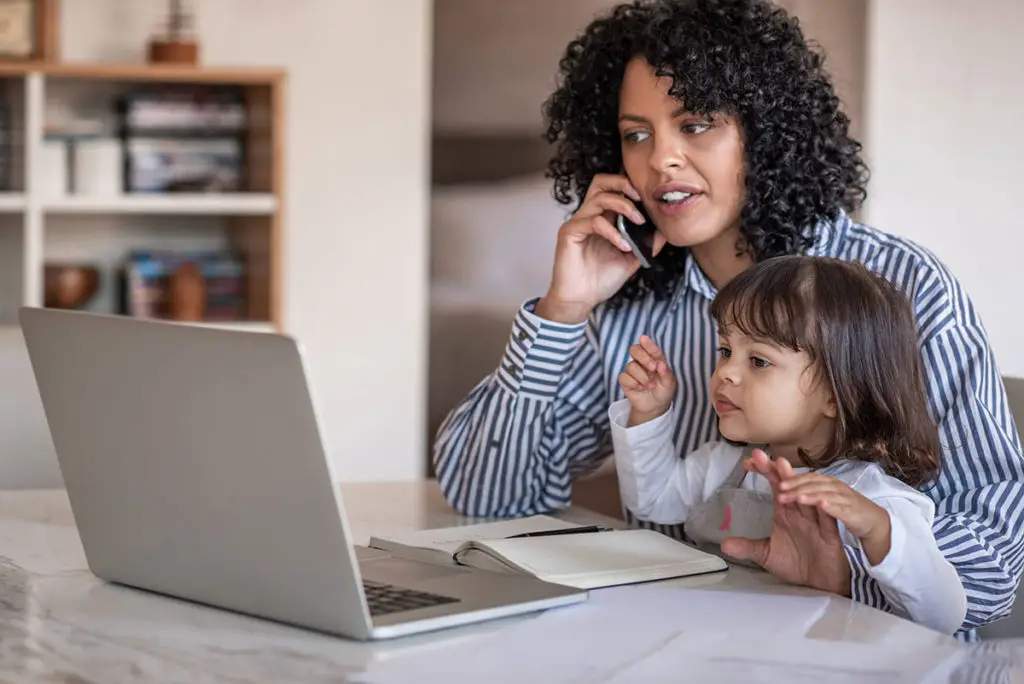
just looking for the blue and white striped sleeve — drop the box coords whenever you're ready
[432,299,614,517]
[846,313,1024,639]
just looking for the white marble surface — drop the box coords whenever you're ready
[0,481,974,683]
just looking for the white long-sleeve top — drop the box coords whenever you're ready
[608,398,968,635]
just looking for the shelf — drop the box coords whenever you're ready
[43,63,285,85]
[0,62,284,85]
[0,62,286,332]
[42,193,277,216]
[0,193,26,211]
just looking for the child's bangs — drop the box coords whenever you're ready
[710,263,814,352]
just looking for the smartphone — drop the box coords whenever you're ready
[616,201,657,268]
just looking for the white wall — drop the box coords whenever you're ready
[0,0,432,485]
[863,0,1024,377]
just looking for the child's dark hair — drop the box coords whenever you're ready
[709,256,941,487]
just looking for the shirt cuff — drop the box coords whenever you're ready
[608,398,676,444]
[496,298,588,399]
[863,509,907,583]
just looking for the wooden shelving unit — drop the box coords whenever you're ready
[0,61,286,332]
[42,193,278,215]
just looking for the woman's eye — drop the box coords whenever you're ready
[623,130,650,143]
[682,122,711,135]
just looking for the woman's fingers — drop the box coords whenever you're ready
[580,214,633,253]
[584,173,641,202]
[747,449,782,489]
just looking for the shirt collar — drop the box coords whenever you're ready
[804,209,851,258]
[681,252,719,301]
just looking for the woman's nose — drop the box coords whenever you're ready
[648,130,688,173]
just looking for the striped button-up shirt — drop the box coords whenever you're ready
[433,211,1024,641]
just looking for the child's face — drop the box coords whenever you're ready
[710,325,836,460]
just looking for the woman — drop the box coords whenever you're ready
[432,0,1023,640]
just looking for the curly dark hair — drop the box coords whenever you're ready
[542,0,869,302]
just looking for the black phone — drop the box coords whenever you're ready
[616,201,656,268]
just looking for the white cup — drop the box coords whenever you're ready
[73,138,123,196]
[39,139,68,197]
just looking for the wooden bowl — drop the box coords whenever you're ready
[44,264,100,309]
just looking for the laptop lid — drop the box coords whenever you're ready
[19,307,375,639]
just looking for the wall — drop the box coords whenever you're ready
[777,0,866,146]
[863,0,1024,376]
[432,0,618,134]
[432,0,865,137]
[0,0,432,485]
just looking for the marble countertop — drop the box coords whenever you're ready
[0,482,972,683]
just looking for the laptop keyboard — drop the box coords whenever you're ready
[362,579,461,616]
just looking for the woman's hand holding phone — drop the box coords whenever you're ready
[535,174,666,325]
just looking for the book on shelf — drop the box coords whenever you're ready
[367,515,727,590]
[117,249,246,321]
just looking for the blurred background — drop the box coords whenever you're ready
[0,0,1020,489]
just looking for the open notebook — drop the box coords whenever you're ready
[367,515,727,590]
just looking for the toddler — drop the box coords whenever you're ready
[610,255,967,634]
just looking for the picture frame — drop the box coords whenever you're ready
[0,0,58,62]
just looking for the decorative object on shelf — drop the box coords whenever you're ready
[118,249,246,322]
[0,0,34,59]
[43,106,120,196]
[72,138,122,196]
[148,0,199,65]
[0,0,58,61]
[168,261,206,321]
[39,137,67,197]
[43,263,100,309]
[44,100,108,140]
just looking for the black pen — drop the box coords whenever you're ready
[506,525,607,539]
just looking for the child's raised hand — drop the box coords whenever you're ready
[619,334,677,426]
[777,472,892,565]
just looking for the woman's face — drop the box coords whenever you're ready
[618,57,746,251]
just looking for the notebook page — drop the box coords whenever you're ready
[471,528,725,585]
[369,515,583,557]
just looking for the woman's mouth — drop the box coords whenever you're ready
[655,187,703,215]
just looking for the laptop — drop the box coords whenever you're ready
[18,307,587,640]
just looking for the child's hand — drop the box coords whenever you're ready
[777,472,892,565]
[618,335,677,426]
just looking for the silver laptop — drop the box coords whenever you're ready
[18,307,587,640]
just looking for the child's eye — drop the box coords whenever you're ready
[716,346,731,359]
[751,356,771,369]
